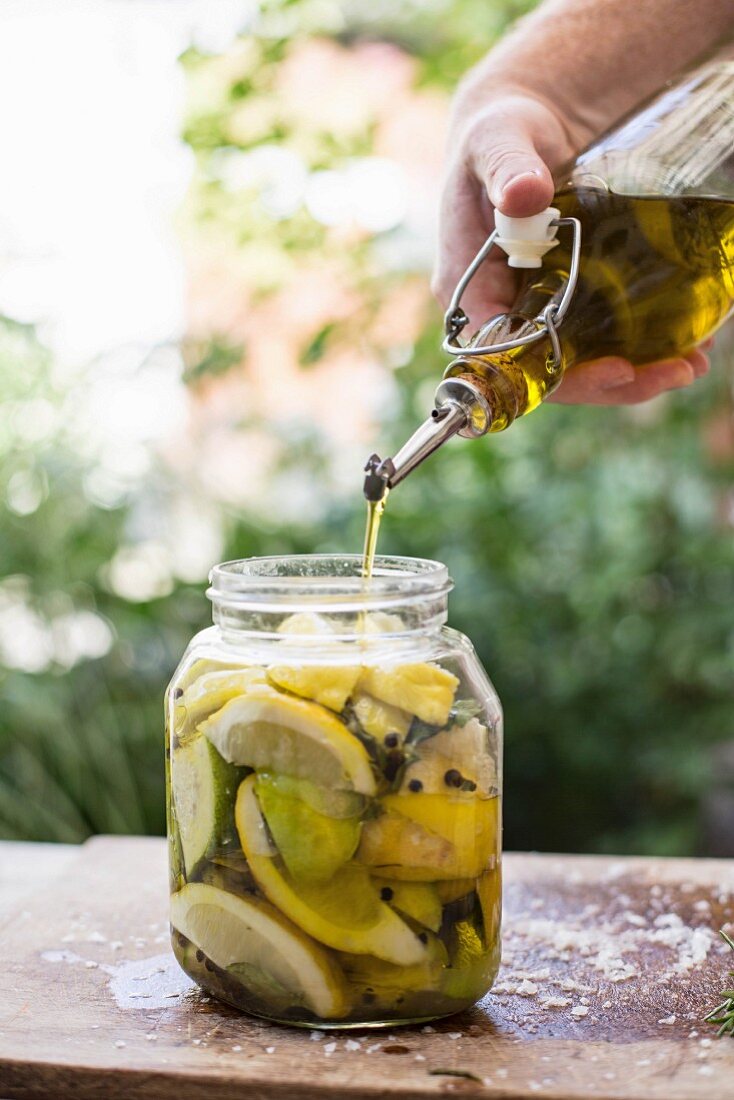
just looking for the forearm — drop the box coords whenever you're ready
[454,0,734,150]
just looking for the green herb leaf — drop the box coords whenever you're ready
[405,716,444,746]
[450,698,483,726]
[705,930,734,1037]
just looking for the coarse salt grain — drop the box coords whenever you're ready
[114,1040,126,1049]
[541,997,571,1009]
[266,1047,275,1054]
[448,1032,463,1039]
[658,1015,676,1025]
[232,1045,242,1052]
[570,1006,589,1018]
[345,1040,361,1051]
[310,1031,325,1041]
[517,980,538,996]
[323,1042,337,1054]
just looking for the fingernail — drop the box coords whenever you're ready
[491,169,543,209]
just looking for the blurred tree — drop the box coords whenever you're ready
[1,0,733,856]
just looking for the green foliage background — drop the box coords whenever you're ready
[1,0,733,854]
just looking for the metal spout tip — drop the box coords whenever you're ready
[363,453,392,502]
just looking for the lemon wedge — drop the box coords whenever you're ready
[357,809,457,881]
[400,718,497,796]
[373,879,442,932]
[236,777,427,964]
[176,668,269,736]
[351,691,412,742]
[381,792,499,879]
[359,663,459,726]
[200,687,376,795]
[267,664,361,712]
[170,882,348,1019]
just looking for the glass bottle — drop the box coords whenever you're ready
[166,554,502,1028]
[365,40,734,498]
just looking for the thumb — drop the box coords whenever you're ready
[469,118,556,217]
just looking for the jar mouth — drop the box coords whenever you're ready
[208,554,452,615]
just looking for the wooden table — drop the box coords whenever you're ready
[1,837,733,1099]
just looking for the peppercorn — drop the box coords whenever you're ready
[384,732,399,748]
[380,886,394,901]
[444,768,463,788]
[173,687,183,699]
[408,778,423,792]
[195,949,205,962]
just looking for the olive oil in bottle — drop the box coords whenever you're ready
[445,189,734,432]
[363,44,734,501]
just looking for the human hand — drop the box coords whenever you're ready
[432,93,709,405]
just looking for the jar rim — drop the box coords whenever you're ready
[208,554,452,613]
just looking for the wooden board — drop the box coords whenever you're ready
[1,836,733,1100]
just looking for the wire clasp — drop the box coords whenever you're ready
[442,216,582,371]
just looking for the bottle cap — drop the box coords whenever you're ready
[494,206,561,268]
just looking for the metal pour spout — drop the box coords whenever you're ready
[362,376,493,501]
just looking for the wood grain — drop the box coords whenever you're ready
[0,836,733,1099]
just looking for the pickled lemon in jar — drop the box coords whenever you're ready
[166,555,502,1028]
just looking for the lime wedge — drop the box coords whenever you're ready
[171,736,241,876]
[236,776,427,964]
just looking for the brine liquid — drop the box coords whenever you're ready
[446,189,734,429]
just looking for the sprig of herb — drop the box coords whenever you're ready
[704,930,734,1037]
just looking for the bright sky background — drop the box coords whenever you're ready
[0,0,248,364]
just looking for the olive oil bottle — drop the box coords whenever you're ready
[363,42,734,504]
[445,188,734,433]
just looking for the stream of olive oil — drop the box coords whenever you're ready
[362,494,388,579]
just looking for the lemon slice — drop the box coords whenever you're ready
[236,776,427,964]
[170,882,348,1019]
[201,687,376,795]
[359,663,459,726]
[176,668,269,735]
[267,664,361,712]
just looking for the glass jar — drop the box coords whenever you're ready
[166,554,502,1028]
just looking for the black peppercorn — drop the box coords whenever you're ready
[384,732,400,748]
[174,687,183,699]
[444,768,463,788]
[408,778,423,792]
[195,949,205,962]
[380,886,394,901]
